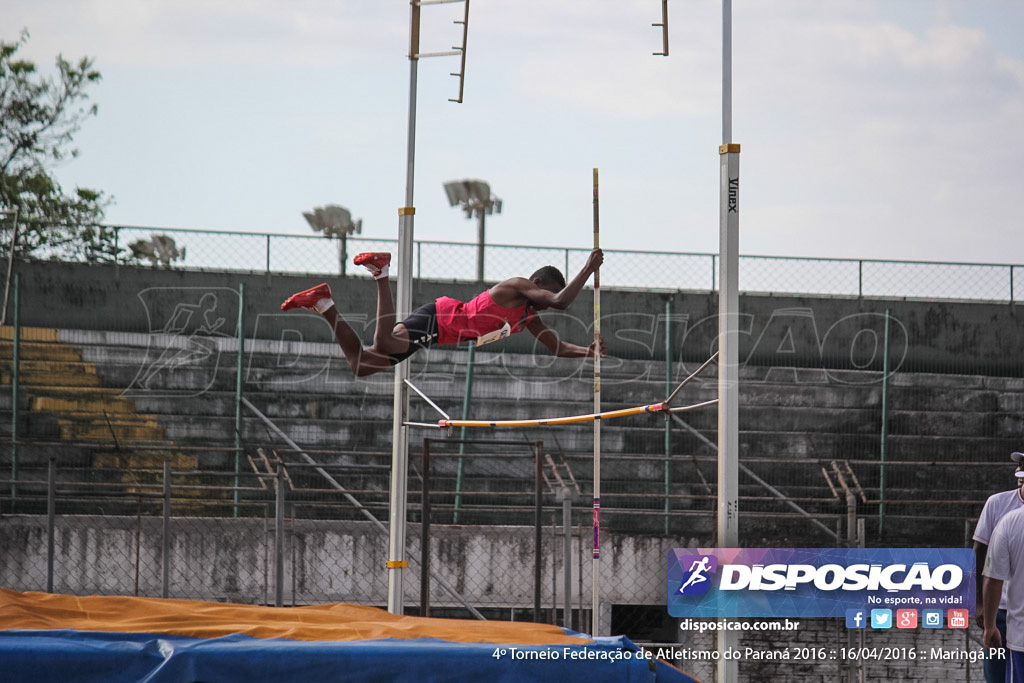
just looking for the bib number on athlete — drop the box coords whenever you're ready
[475,321,512,347]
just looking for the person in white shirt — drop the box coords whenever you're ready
[976,451,1024,683]
[983,506,1024,680]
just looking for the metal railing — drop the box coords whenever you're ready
[77,225,1023,302]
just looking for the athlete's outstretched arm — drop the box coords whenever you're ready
[493,248,603,311]
[526,316,606,358]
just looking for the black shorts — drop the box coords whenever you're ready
[389,302,439,365]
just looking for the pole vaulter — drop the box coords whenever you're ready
[396,169,719,637]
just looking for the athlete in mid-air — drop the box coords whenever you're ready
[281,249,606,377]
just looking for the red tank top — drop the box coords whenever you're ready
[434,290,532,345]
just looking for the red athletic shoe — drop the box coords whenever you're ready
[354,252,391,279]
[280,283,332,311]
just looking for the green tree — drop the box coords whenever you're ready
[0,29,117,262]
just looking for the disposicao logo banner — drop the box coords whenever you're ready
[667,548,975,618]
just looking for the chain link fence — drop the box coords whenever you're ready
[0,440,1002,620]
[97,225,1022,301]
[0,220,1019,301]
[0,446,396,606]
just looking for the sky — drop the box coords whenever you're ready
[5,0,1024,265]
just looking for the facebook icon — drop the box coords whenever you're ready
[845,609,866,629]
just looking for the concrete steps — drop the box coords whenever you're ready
[1,326,1020,543]
[0,328,168,443]
[0,326,204,503]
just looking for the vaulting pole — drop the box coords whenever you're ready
[591,167,602,635]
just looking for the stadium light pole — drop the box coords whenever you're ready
[443,179,502,282]
[442,179,502,530]
[301,204,362,276]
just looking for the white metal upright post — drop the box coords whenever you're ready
[717,0,740,680]
[387,0,422,615]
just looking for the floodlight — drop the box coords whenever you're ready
[302,204,362,275]
[442,179,502,282]
[466,180,490,204]
[321,205,353,231]
[443,181,470,207]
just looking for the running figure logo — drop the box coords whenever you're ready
[125,287,238,398]
[676,554,718,596]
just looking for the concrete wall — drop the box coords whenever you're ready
[10,260,1024,375]
[0,514,693,609]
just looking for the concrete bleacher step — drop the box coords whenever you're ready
[55,416,165,442]
[18,392,165,442]
[89,451,220,512]
[31,391,138,414]
[1,359,102,388]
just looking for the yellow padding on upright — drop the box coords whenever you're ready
[0,588,590,646]
[386,560,409,569]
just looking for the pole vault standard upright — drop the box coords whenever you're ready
[387,0,471,614]
[717,0,740,680]
[387,0,420,614]
[591,168,602,636]
[650,2,739,677]
[389,0,471,615]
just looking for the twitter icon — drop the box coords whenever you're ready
[870,609,892,629]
